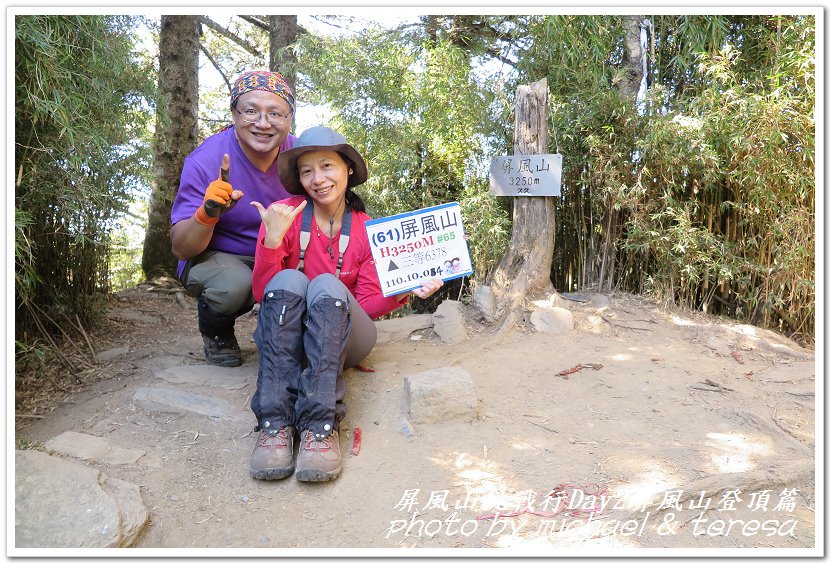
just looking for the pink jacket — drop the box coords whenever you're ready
[251,196,407,319]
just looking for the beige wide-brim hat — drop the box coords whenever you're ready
[277,126,368,195]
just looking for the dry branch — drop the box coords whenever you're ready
[199,16,264,59]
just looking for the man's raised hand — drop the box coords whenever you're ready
[203,154,244,218]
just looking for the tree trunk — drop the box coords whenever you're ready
[142,15,200,279]
[269,15,298,93]
[489,78,555,324]
[620,16,645,99]
[595,15,644,291]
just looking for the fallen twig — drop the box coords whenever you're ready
[704,378,734,391]
[690,378,734,393]
[556,363,603,379]
[195,513,214,524]
[690,383,726,393]
[74,314,97,363]
[599,315,654,332]
[527,420,560,433]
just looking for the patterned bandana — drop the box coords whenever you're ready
[230,70,295,114]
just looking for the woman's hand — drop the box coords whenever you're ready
[250,199,307,248]
[409,277,444,300]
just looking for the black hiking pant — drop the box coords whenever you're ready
[251,270,376,438]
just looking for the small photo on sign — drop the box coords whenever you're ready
[365,202,474,297]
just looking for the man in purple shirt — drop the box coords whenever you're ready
[170,70,296,367]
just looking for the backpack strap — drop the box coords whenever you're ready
[335,206,352,278]
[297,198,352,279]
[297,197,313,273]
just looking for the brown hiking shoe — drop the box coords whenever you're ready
[295,429,342,482]
[250,425,295,480]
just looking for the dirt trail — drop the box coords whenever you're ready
[15,281,817,553]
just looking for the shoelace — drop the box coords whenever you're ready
[303,432,332,452]
[261,428,289,449]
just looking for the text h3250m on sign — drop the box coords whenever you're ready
[489,154,562,196]
[365,202,473,297]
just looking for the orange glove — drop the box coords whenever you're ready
[194,154,242,225]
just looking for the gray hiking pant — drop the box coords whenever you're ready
[179,250,256,316]
[251,269,377,438]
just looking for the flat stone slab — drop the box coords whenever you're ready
[404,366,477,423]
[757,362,815,383]
[158,364,255,390]
[140,354,189,373]
[105,310,157,324]
[375,314,433,344]
[15,449,148,548]
[433,300,468,344]
[44,431,146,465]
[133,386,241,419]
[95,346,130,363]
[530,306,574,334]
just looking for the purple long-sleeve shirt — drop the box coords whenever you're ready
[170,126,296,276]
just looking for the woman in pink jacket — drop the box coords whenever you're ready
[248,126,442,482]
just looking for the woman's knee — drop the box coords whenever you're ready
[307,273,349,305]
[264,268,309,297]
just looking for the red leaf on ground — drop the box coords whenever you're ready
[352,427,362,456]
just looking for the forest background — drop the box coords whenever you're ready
[13,10,818,389]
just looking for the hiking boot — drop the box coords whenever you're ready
[295,429,342,482]
[250,425,296,480]
[202,333,242,367]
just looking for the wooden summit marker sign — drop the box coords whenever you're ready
[488,77,557,326]
[489,153,562,197]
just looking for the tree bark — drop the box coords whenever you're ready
[269,15,298,93]
[142,15,200,279]
[489,78,555,324]
[620,16,645,99]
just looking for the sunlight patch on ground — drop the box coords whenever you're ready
[704,432,771,473]
[611,468,681,510]
[611,353,631,361]
[494,523,640,549]
[670,315,698,326]
[429,452,514,513]
[510,441,541,451]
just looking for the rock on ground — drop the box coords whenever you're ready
[432,300,468,344]
[132,386,243,419]
[157,364,255,390]
[15,449,148,548]
[44,431,146,465]
[403,366,477,423]
[375,314,433,344]
[530,306,574,334]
